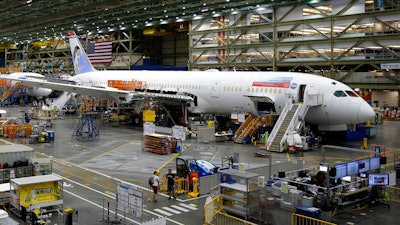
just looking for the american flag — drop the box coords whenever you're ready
[87,40,112,64]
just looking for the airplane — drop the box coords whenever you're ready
[1,30,375,132]
[0,72,52,99]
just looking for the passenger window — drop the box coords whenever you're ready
[333,90,347,97]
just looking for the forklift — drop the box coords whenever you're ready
[176,156,218,195]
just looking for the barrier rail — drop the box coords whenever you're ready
[203,195,257,225]
[291,213,337,225]
[35,153,156,223]
[385,186,400,203]
[36,152,147,194]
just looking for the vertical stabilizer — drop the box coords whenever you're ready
[67,30,97,74]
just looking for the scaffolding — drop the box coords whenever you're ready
[72,112,100,141]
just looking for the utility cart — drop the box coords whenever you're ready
[9,174,63,220]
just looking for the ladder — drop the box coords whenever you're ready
[267,103,300,152]
[234,115,262,144]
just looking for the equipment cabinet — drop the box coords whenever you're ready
[9,174,63,219]
[219,169,260,220]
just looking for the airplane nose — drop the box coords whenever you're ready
[358,102,375,123]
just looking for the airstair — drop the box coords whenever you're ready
[0,83,28,105]
[47,91,75,111]
[266,92,323,152]
[233,114,273,144]
[234,114,260,143]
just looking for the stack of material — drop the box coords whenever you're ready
[142,133,175,155]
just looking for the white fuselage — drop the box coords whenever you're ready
[71,70,375,126]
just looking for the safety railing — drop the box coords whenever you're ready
[291,213,337,225]
[208,211,258,225]
[204,195,257,225]
[36,152,147,195]
[385,186,400,203]
[35,152,157,223]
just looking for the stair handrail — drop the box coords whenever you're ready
[48,91,75,111]
[277,91,323,151]
[278,103,309,151]
[266,100,293,150]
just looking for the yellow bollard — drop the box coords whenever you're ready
[187,177,199,198]
[361,137,368,149]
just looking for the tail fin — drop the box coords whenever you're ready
[67,30,97,74]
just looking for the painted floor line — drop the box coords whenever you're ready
[179,203,198,210]
[162,206,182,214]
[170,205,190,212]
[154,208,173,217]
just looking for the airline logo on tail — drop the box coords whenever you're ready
[67,31,97,75]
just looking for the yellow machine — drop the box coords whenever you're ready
[38,132,49,143]
[187,177,200,198]
[9,174,63,219]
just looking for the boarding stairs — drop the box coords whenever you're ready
[267,92,323,152]
[48,91,75,111]
[234,114,262,144]
[0,83,27,105]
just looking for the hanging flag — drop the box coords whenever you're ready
[87,40,112,64]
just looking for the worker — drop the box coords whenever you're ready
[312,171,325,187]
[150,171,160,202]
[166,169,177,200]
[24,112,31,123]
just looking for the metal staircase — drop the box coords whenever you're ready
[72,113,100,141]
[0,83,28,105]
[48,91,75,111]
[267,103,300,152]
[234,114,266,144]
[267,91,323,152]
[233,114,253,143]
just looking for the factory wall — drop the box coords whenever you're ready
[372,90,399,108]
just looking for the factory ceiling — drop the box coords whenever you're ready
[0,0,327,44]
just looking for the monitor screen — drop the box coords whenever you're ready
[347,161,359,176]
[319,165,328,172]
[368,174,389,186]
[358,158,370,173]
[335,163,347,179]
[370,156,381,170]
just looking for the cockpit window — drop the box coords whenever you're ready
[333,90,347,97]
[345,90,358,97]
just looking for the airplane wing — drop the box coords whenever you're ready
[2,77,140,103]
[3,76,193,104]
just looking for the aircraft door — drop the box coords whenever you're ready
[298,84,306,102]
[210,81,220,98]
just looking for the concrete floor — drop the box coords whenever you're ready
[3,106,400,225]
